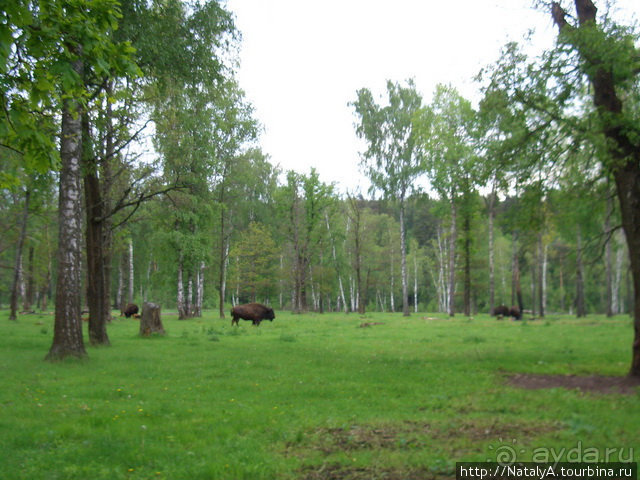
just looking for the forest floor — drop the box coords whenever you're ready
[0,310,638,479]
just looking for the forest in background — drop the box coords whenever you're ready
[2,0,640,370]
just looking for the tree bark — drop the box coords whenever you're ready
[177,253,187,319]
[83,112,110,346]
[9,189,30,321]
[139,302,165,336]
[46,59,87,360]
[128,238,134,305]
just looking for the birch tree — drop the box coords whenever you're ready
[351,80,424,316]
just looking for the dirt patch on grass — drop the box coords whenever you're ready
[290,419,558,479]
[358,322,385,328]
[432,419,557,442]
[299,463,451,480]
[507,373,640,395]
[288,419,557,456]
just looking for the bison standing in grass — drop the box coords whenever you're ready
[492,305,522,320]
[492,305,510,318]
[231,303,275,326]
[123,303,139,318]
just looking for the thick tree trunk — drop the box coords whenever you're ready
[139,302,165,336]
[83,112,110,346]
[46,63,87,360]
[9,189,30,321]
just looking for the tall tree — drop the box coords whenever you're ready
[416,84,478,316]
[351,80,424,316]
[277,169,334,313]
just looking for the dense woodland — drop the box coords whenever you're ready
[1,0,640,371]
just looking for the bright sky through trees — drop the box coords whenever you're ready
[226,0,639,193]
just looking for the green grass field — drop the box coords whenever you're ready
[0,311,638,479]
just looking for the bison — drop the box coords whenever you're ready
[231,303,275,326]
[492,305,522,320]
[509,306,522,320]
[123,303,139,318]
[492,305,510,318]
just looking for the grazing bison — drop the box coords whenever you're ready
[492,305,510,318]
[231,303,275,326]
[509,306,522,320]
[123,303,139,318]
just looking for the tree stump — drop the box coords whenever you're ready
[139,302,165,337]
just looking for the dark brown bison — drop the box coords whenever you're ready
[231,303,275,326]
[492,305,510,317]
[509,306,522,320]
[123,303,139,318]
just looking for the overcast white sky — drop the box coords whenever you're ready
[224,0,639,194]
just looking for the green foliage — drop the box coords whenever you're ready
[351,80,424,200]
[229,222,278,302]
[1,0,140,185]
[0,311,637,478]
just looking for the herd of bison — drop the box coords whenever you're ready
[118,302,521,324]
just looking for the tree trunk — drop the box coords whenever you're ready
[128,238,134,305]
[576,226,587,318]
[487,189,496,315]
[511,232,524,314]
[46,60,87,360]
[23,246,35,312]
[462,206,471,317]
[551,0,640,378]
[177,254,187,319]
[9,189,30,321]
[218,206,227,319]
[389,239,395,313]
[83,112,110,346]
[542,243,548,316]
[186,271,193,316]
[139,302,165,336]
[413,253,418,313]
[325,212,348,313]
[605,190,614,317]
[537,233,545,318]
[195,261,204,317]
[399,201,410,316]
[448,199,457,317]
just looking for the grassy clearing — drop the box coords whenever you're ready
[0,310,637,479]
